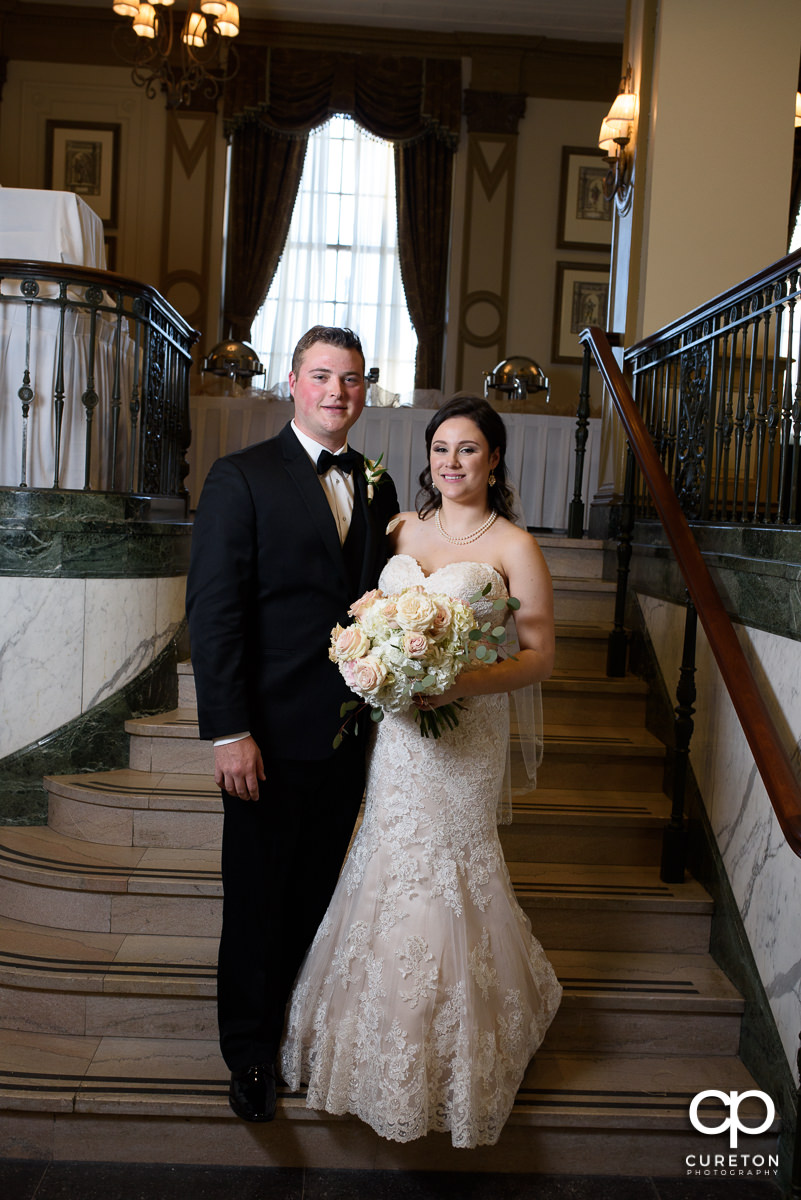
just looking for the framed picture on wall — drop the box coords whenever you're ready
[45,120,121,228]
[552,261,610,363]
[557,146,612,250]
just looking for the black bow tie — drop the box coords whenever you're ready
[317,448,362,476]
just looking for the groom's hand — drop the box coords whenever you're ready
[214,736,266,801]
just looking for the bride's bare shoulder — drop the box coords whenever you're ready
[387,510,430,553]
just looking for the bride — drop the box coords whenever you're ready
[280,394,562,1148]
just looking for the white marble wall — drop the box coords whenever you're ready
[0,576,186,759]
[639,594,801,1071]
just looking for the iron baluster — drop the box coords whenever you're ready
[753,305,770,522]
[740,310,758,522]
[778,287,796,523]
[567,342,591,537]
[660,595,697,883]
[110,289,124,491]
[81,285,104,490]
[607,444,635,677]
[128,300,143,492]
[17,278,39,488]
[731,319,745,519]
[52,281,67,489]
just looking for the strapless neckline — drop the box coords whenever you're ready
[390,553,506,589]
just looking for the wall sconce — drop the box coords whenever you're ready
[796,92,801,127]
[599,64,637,211]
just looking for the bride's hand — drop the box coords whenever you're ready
[415,681,465,711]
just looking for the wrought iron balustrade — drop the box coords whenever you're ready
[0,260,198,502]
[624,250,801,526]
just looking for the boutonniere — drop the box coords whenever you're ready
[363,453,388,503]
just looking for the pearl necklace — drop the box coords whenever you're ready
[435,508,497,545]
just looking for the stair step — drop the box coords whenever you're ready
[126,711,667,788]
[0,912,742,1055]
[0,1030,777,1174]
[0,828,710,956]
[538,535,607,580]
[501,788,668,865]
[551,577,616,622]
[45,770,222,848]
[0,826,221,936]
[554,622,613,672]
[515,861,713,954]
[522,724,666,792]
[543,674,647,726]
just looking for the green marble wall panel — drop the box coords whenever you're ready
[621,521,801,642]
[0,488,191,578]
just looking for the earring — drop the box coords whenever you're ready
[488,472,496,487]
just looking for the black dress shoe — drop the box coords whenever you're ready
[229,1063,277,1122]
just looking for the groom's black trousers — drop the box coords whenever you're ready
[217,733,365,1072]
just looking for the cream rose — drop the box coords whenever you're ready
[334,625,371,661]
[395,589,438,633]
[347,654,388,696]
[429,598,453,640]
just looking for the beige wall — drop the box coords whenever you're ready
[0,60,227,360]
[596,0,801,498]
[2,57,617,410]
[637,0,800,337]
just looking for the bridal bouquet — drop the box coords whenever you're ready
[329,584,514,742]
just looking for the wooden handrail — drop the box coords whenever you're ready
[580,325,801,857]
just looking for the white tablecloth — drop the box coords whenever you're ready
[0,191,128,490]
[0,188,106,267]
[186,395,600,531]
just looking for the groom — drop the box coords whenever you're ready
[186,326,399,1122]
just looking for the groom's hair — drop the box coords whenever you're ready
[291,326,365,375]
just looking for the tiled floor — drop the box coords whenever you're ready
[0,1163,783,1200]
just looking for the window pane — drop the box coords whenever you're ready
[250,115,418,398]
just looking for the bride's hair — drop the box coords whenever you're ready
[416,395,517,521]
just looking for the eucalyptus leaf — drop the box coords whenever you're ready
[332,733,343,749]
[475,644,488,660]
[507,597,521,610]
[493,598,507,611]
[481,621,491,633]
[370,708,384,723]
[486,648,498,663]
[491,625,506,639]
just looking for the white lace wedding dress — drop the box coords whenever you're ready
[279,555,562,1148]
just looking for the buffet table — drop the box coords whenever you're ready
[187,394,600,531]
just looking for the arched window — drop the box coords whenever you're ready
[250,115,417,398]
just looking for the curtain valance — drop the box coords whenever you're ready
[223,48,462,148]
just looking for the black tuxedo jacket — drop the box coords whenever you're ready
[186,422,399,760]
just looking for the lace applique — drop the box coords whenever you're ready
[280,556,562,1149]
[396,934,438,1008]
[469,928,498,1000]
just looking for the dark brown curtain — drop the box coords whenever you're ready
[395,132,455,389]
[222,48,461,362]
[223,123,307,342]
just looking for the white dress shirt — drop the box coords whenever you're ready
[213,422,357,748]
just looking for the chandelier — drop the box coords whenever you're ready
[111,0,241,108]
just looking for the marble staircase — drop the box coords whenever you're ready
[0,535,779,1174]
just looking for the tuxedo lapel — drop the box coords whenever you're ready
[278,423,348,585]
